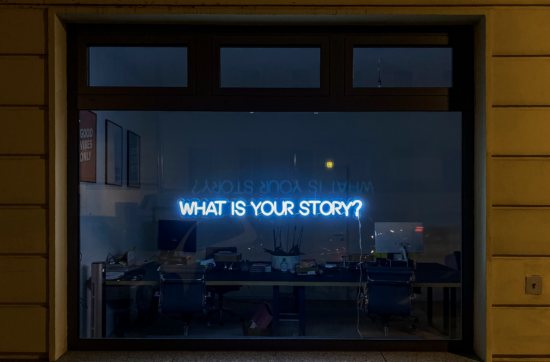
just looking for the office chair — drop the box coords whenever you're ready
[158,265,209,336]
[205,247,244,326]
[454,251,461,271]
[366,266,415,336]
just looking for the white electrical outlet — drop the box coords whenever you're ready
[525,276,543,295]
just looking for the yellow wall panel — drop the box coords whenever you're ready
[0,109,46,155]
[0,306,47,353]
[493,9,550,56]
[2,0,550,4]
[492,159,550,205]
[0,208,47,254]
[493,208,550,255]
[0,57,46,106]
[0,256,47,304]
[493,108,550,156]
[0,9,46,55]
[493,257,550,305]
[493,58,550,106]
[493,307,550,355]
[0,159,46,205]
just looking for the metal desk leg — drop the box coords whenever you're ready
[107,285,131,338]
[427,287,433,326]
[293,286,300,313]
[272,285,280,336]
[450,287,457,339]
[298,286,306,336]
[443,287,449,334]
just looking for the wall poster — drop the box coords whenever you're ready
[105,119,123,186]
[79,111,97,183]
[127,131,140,188]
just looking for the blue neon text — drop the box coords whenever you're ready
[177,199,363,218]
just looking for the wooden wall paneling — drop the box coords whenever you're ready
[493,307,550,356]
[0,9,46,55]
[493,8,550,56]
[493,208,550,256]
[0,109,47,155]
[0,57,46,106]
[0,306,47,353]
[492,159,550,206]
[493,108,550,156]
[493,58,550,106]
[0,208,47,254]
[0,256,47,304]
[492,257,550,305]
[0,159,47,205]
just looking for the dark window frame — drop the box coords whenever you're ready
[67,24,475,354]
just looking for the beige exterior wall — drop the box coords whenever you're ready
[0,1,548,361]
[0,7,50,361]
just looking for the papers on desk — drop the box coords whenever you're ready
[250,263,271,273]
[200,258,216,266]
[106,271,125,280]
[214,252,242,262]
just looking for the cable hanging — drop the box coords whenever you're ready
[377,58,382,88]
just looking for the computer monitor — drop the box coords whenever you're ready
[157,220,197,252]
[374,222,424,254]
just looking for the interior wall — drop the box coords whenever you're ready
[156,111,462,258]
[78,111,159,338]
[151,111,463,302]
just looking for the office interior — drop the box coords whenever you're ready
[79,109,463,340]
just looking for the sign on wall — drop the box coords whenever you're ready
[177,198,364,218]
[105,119,123,186]
[79,111,97,183]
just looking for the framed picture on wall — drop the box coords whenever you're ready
[127,130,140,188]
[105,119,123,186]
[79,110,97,183]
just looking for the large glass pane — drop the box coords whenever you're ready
[220,48,321,88]
[89,47,188,87]
[79,111,462,340]
[353,48,452,87]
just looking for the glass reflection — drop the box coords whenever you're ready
[79,111,462,340]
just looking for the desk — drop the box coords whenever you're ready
[414,263,461,339]
[106,267,365,337]
[105,262,460,338]
[206,269,366,336]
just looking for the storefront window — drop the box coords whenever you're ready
[71,27,472,348]
[79,110,462,340]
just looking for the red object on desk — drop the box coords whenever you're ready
[251,302,273,329]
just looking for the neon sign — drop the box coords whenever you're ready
[177,199,363,218]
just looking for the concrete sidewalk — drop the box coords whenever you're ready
[57,351,483,362]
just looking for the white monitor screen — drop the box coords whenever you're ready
[374,222,424,253]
